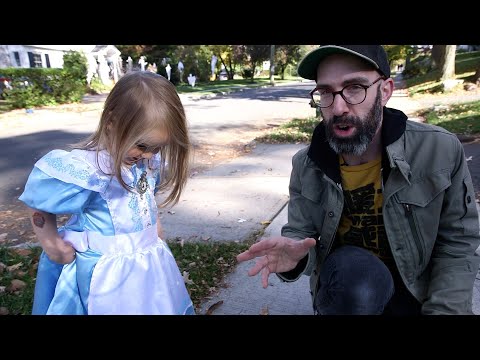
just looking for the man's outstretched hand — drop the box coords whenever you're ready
[236,236,316,288]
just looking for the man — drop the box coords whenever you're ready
[237,45,480,315]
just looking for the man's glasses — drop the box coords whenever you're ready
[309,76,385,108]
[135,143,163,154]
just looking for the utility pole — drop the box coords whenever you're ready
[269,45,275,86]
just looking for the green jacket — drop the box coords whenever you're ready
[279,107,480,315]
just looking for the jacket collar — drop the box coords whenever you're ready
[307,106,408,183]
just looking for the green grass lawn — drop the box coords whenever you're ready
[255,116,321,143]
[176,76,301,95]
[417,100,480,135]
[406,51,480,95]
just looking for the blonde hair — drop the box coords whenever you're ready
[75,71,190,207]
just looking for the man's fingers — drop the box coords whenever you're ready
[302,237,317,249]
[247,256,268,277]
[236,239,276,263]
[261,266,270,289]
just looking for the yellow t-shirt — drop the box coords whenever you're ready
[337,156,393,265]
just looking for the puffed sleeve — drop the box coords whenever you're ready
[19,167,93,214]
[18,149,110,215]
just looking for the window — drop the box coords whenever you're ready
[45,54,51,68]
[13,51,21,67]
[27,52,43,68]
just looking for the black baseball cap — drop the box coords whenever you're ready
[297,45,391,80]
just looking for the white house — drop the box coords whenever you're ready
[0,45,123,85]
[0,45,121,68]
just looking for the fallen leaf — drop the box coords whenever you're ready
[7,279,27,292]
[260,306,269,315]
[0,307,9,315]
[202,236,211,241]
[260,220,272,225]
[182,271,194,285]
[14,248,32,256]
[205,300,224,315]
[6,262,23,272]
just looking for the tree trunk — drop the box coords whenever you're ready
[280,65,286,80]
[431,45,446,69]
[269,45,275,85]
[441,45,456,81]
[473,66,480,83]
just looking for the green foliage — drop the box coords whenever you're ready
[62,51,88,82]
[402,54,433,79]
[1,50,88,109]
[241,68,253,79]
[384,45,412,65]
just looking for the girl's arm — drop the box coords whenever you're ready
[27,207,75,264]
[157,215,165,239]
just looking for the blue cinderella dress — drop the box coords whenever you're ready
[19,149,195,315]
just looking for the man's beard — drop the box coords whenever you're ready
[322,87,383,156]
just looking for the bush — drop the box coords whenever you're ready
[1,51,88,109]
[241,68,253,79]
[403,56,432,79]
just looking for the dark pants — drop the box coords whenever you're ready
[314,245,422,315]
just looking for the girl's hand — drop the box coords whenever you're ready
[27,208,76,264]
[44,241,76,264]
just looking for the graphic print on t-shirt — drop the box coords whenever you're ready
[337,156,392,262]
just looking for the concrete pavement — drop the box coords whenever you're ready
[158,143,306,243]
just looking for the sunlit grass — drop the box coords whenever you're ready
[418,100,480,135]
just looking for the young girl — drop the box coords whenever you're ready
[19,71,195,315]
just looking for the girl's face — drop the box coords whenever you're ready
[123,128,169,166]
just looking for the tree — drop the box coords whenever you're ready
[208,45,245,80]
[383,45,412,67]
[245,45,271,82]
[440,45,456,81]
[431,45,446,69]
[270,45,275,85]
[275,45,303,80]
[115,45,149,63]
